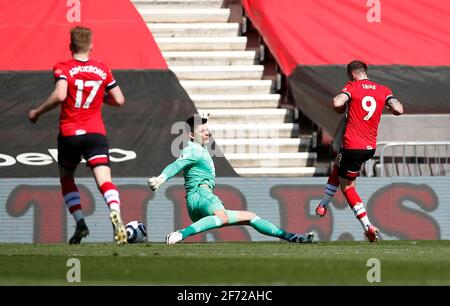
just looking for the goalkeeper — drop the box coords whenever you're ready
[148,115,314,244]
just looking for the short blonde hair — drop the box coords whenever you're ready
[70,26,92,53]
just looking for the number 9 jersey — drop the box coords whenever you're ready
[341,79,394,150]
[53,58,117,137]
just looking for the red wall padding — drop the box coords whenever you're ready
[0,0,167,70]
[242,0,450,75]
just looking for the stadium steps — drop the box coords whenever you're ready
[235,167,329,177]
[132,0,325,177]
[214,138,312,154]
[224,152,317,168]
[191,94,279,108]
[162,51,256,66]
[171,66,264,80]
[199,108,293,124]
[148,23,239,37]
[155,37,247,51]
[139,8,230,23]
[208,123,299,138]
[181,80,273,95]
[133,0,224,10]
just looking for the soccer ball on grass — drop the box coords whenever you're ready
[125,220,147,243]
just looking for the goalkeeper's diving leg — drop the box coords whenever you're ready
[166,206,315,245]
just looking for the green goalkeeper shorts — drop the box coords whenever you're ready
[186,186,225,222]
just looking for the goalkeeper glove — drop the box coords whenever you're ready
[147,174,167,191]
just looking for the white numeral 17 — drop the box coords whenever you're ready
[74,80,102,109]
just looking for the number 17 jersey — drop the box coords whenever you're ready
[53,58,117,136]
[341,79,394,150]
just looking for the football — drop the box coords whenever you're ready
[125,221,148,243]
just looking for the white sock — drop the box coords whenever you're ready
[109,202,120,213]
[359,216,371,230]
[72,209,84,222]
[320,184,338,208]
[351,202,371,230]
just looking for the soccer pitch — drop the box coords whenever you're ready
[1,241,449,285]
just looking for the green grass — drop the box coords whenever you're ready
[1,241,449,285]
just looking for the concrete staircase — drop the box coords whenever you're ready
[132,0,327,177]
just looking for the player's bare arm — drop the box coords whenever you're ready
[104,86,125,107]
[28,80,68,123]
[386,98,404,116]
[333,93,349,113]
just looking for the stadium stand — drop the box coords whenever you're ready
[242,0,450,176]
[132,0,327,177]
[0,0,237,177]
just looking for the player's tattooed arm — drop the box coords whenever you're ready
[386,98,404,116]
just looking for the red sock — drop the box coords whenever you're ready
[327,164,340,186]
[60,177,81,213]
[343,187,367,219]
[99,182,120,211]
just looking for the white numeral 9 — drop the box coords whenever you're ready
[362,96,376,120]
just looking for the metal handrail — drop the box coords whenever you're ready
[378,141,450,177]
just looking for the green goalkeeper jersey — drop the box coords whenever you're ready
[161,141,216,193]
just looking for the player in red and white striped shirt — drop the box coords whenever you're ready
[28,26,127,244]
[315,60,404,242]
